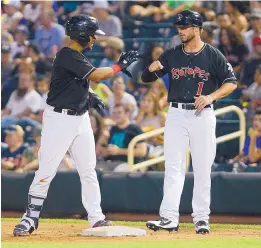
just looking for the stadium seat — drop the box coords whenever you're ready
[216,120,240,162]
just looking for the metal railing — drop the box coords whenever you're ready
[127,105,246,172]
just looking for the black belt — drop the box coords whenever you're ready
[53,107,85,116]
[171,102,211,110]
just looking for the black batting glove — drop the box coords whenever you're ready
[122,68,132,78]
[117,51,140,70]
[117,51,140,78]
[88,92,105,114]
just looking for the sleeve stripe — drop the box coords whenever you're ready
[82,67,96,79]
[222,77,237,84]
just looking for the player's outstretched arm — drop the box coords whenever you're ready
[88,51,139,82]
[141,60,164,83]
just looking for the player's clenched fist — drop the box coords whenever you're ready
[149,60,164,72]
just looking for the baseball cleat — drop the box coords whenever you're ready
[195,221,210,234]
[146,217,179,232]
[92,220,112,228]
[13,216,38,236]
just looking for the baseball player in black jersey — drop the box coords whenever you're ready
[13,15,139,236]
[142,10,237,234]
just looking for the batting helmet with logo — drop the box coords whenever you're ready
[171,10,203,28]
[65,15,105,46]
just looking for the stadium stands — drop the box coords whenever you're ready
[1,0,261,173]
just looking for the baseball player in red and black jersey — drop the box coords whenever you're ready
[13,15,139,236]
[142,10,237,234]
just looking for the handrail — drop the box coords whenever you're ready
[215,106,245,150]
[127,127,164,171]
[128,105,246,172]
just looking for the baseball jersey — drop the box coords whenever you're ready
[47,47,95,113]
[152,43,237,103]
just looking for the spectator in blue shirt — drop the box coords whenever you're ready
[92,0,122,39]
[101,104,147,165]
[1,125,28,171]
[34,10,65,58]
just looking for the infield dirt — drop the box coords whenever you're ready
[2,219,261,244]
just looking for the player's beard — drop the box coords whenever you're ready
[85,37,95,51]
[181,33,196,44]
[85,42,94,51]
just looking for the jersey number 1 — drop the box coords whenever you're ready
[196,82,204,96]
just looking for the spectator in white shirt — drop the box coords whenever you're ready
[240,35,261,87]
[107,76,138,121]
[10,25,29,59]
[243,13,261,54]
[92,0,122,41]
[23,1,42,23]
[2,72,42,129]
[2,1,23,32]
[26,75,50,125]
[242,65,261,101]
[80,1,95,15]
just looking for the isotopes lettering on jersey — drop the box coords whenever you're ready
[171,66,210,81]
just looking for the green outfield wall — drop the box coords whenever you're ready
[2,171,261,215]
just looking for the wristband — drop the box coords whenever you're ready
[111,64,122,75]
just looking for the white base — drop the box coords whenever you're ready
[81,225,147,237]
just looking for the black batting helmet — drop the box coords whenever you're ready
[65,15,105,46]
[171,10,203,28]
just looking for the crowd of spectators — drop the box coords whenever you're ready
[1,0,261,173]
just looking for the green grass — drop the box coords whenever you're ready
[2,239,261,248]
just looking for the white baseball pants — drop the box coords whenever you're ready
[29,105,105,226]
[160,105,216,224]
